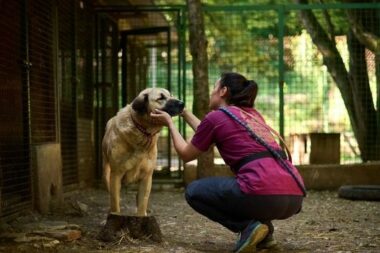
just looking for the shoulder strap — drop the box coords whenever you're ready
[219,107,306,196]
[231,106,292,162]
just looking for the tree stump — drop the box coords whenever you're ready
[97,213,163,243]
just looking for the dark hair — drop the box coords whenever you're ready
[219,72,258,107]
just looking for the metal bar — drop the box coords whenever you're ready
[52,1,60,143]
[278,6,285,140]
[181,10,187,142]
[176,10,183,179]
[167,27,171,91]
[151,178,184,185]
[93,3,380,13]
[167,28,172,173]
[176,10,181,103]
[121,34,127,106]
[112,21,119,112]
[72,0,79,184]
[101,19,107,139]
[93,5,185,12]
[283,3,380,10]
[121,26,170,35]
[203,3,380,12]
[22,0,33,212]
[95,13,102,180]
[180,9,187,180]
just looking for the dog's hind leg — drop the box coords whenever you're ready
[103,163,111,192]
[136,173,153,216]
[110,172,122,213]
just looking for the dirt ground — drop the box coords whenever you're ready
[0,187,379,253]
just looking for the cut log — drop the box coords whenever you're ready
[97,213,162,243]
[32,229,81,241]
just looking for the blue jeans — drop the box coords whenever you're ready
[185,177,303,233]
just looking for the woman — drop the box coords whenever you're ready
[151,72,305,253]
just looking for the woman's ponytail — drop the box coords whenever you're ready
[220,73,258,107]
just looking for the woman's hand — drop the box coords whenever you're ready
[150,109,173,127]
[179,107,187,117]
[152,108,202,162]
[179,108,200,131]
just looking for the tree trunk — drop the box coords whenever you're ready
[347,30,378,161]
[295,0,380,161]
[186,0,214,177]
[345,5,380,160]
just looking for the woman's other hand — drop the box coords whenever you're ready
[150,109,173,127]
[179,108,200,131]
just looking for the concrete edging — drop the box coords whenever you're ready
[297,162,380,190]
[184,162,380,190]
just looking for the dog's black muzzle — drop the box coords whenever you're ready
[162,99,185,116]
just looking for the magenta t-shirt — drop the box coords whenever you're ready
[191,106,304,196]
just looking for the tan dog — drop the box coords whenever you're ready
[102,88,184,216]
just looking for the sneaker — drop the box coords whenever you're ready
[257,234,278,249]
[233,221,269,253]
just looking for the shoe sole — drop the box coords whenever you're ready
[235,224,269,253]
[257,240,278,249]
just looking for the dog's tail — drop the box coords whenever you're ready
[103,161,111,192]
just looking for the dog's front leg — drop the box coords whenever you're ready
[136,174,152,216]
[110,172,122,213]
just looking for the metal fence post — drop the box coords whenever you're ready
[179,7,187,178]
[278,5,285,140]
[22,0,34,211]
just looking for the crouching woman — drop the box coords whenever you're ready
[151,72,305,252]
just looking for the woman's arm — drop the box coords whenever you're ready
[181,108,201,131]
[151,109,202,162]
[167,120,202,162]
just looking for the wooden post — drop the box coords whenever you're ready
[309,133,340,164]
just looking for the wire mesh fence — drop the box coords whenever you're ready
[282,5,379,164]
[29,0,57,144]
[183,3,380,165]
[93,6,185,179]
[0,0,97,217]
[58,0,79,187]
[116,8,183,178]
[116,3,380,165]
[77,0,96,183]
[0,0,32,217]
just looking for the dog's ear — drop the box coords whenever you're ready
[132,93,148,114]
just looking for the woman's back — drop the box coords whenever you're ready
[191,105,304,196]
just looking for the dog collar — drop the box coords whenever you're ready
[131,115,159,138]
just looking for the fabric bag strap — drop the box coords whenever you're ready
[232,150,287,173]
[231,106,293,162]
[219,107,307,196]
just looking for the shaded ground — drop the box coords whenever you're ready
[0,188,379,252]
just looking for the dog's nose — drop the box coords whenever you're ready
[178,101,185,110]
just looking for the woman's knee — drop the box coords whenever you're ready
[185,180,200,204]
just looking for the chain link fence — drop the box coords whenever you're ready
[191,3,380,165]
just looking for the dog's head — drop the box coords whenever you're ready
[132,88,184,117]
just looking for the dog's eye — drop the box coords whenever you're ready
[157,94,166,101]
